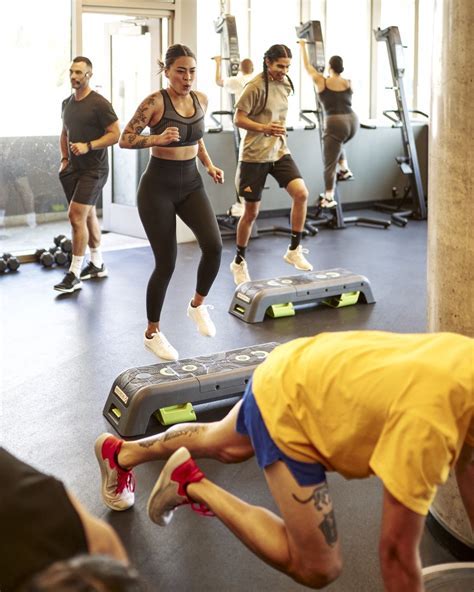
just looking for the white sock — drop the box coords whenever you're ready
[325,190,335,201]
[90,247,103,268]
[69,255,84,278]
[26,212,37,228]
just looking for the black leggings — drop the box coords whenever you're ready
[137,156,222,323]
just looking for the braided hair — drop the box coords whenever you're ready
[157,44,196,74]
[257,44,294,115]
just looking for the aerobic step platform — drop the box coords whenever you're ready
[229,268,375,323]
[103,342,279,437]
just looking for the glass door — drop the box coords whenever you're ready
[82,13,169,237]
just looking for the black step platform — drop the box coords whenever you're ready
[229,268,375,323]
[103,342,279,437]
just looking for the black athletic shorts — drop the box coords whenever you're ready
[236,154,302,202]
[0,447,88,591]
[59,166,108,206]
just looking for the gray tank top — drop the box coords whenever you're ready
[149,89,205,147]
[318,82,353,116]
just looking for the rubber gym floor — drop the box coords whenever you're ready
[1,214,457,591]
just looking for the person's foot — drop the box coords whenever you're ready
[187,302,216,337]
[337,169,354,181]
[147,447,212,526]
[54,271,82,293]
[230,259,251,285]
[283,245,313,271]
[318,194,338,208]
[80,261,108,280]
[144,331,179,361]
[94,433,136,511]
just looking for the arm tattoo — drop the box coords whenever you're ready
[292,483,338,546]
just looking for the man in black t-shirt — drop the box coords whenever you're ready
[0,447,130,591]
[55,56,120,294]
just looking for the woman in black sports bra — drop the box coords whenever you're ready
[299,41,359,208]
[119,44,224,361]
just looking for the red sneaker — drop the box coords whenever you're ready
[94,433,135,511]
[147,447,214,526]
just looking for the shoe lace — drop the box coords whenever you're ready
[116,468,136,495]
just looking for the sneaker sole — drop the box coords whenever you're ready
[144,339,179,361]
[283,255,313,272]
[147,447,191,526]
[54,282,83,294]
[81,270,108,280]
[94,434,134,512]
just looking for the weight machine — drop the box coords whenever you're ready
[373,26,428,226]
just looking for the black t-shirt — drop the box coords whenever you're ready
[62,90,118,171]
[0,448,88,591]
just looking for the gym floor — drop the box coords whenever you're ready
[1,213,456,591]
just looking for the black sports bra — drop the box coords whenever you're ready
[149,89,205,147]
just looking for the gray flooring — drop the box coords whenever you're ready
[1,214,457,591]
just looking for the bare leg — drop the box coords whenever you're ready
[186,461,342,588]
[86,205,102,249]
[236,201,260,247]
[286,178,309,232]
[69,202,93,256]
[118,401,254,468]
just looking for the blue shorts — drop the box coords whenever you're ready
[236,381,326,486]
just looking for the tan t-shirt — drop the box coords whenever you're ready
[235,73,292,163]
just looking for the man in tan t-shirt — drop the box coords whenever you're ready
[229,44,314,285]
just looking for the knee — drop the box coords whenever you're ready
[202,240,222,262]
[292,188,309,204]
[242,205,259,224]
[292,559,342,589]
[68,210,85,228]
[153,261,176,282]
[214,443,253,463]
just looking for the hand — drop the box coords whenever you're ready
[297,39,306,45]
[155,127,180,146]
[69,142,89,156]
[207,165,224,184]
[263,121,286,137]
[212,56,222,63]
[59,160,69,173]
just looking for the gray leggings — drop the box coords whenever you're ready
[323,113,359,191]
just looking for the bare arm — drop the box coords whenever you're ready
[195,91,224,183]
[379,488,425,592]
[69,120,121,156]
[455,442,474,530]
[119,93,179,149]
[298,40,325,92]
[234,109,285,137]
[59,127,69,171]
[66,491,129,564]
[212,56,224,87]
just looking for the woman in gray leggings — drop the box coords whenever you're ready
[299,42,359,208]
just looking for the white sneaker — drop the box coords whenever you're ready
[229,202,245,217]
[283,245,313,271]
[144,331,179,360]
[230,259,251,285]
[187,302,216,337]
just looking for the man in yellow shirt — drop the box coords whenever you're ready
[96,331,474,591]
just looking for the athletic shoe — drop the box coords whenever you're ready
[187,302,216,337]
[337,169,354,181]
[147,447,213,526]
[318,194,338,208]
[230,259,251,285]
[144,331,179,361]
[283,245,313,271]
[80,261,108,280]
[54,271,82,293]
[229,202,245,217]
[94,433,135,511]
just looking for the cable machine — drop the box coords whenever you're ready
[296,21,390,231]
[374,26,427,225]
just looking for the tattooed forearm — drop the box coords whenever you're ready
[124,134,152,149]
[292,483,338,546]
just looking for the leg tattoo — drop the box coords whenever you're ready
[292,483,338,546]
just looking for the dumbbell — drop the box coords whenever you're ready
[53,249,68,266]
[54,234,72,253]
[1,253,20,272]
[35,248,54,268]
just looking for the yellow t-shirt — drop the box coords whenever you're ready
[252,331,474,515]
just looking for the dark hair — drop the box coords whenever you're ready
[258,44,294,115]
[329,55,344,74]
[240,58,254,75]
[72,56,93,70]
[158,44,196,74]
[20,555,146,592]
